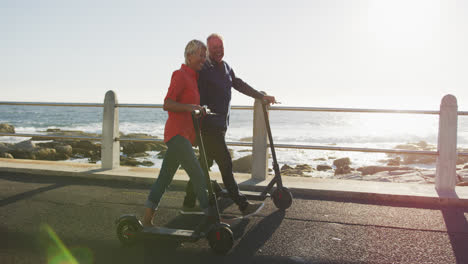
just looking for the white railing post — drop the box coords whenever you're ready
[101,90,120,169]
[251,97,268,181]
[435,94,458,192]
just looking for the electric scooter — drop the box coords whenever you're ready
[214,101,293,210]
[115,108,234,255]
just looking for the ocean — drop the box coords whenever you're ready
[1,105,468,174]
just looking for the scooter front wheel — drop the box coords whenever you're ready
[116,219,141,246]
[272,187,293,210]
[208,225,234,255]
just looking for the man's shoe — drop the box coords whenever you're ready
[240,201,265,218]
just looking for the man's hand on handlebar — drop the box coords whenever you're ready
[191,105,215,116]
[263,95,278,105]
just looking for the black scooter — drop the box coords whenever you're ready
[214,101,293,210]
[115,108,234,255]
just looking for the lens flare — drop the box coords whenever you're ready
[40,224,79,264]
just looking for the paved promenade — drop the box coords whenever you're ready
[1,158,468,207]
[1,158,468,263]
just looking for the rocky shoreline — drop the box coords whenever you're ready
[1,123,468,186]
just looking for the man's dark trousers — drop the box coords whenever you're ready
[184,128,248,209]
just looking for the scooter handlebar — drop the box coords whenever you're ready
[192,105,217,116]
[262,99,281,105]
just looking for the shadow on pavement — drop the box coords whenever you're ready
[0,212,373,264]
[441,207,468,264]
[0,182,65,207]
[229,209,285,258]
[294,192,465,210]
[0,171,152,190]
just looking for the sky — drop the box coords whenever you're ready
[1,0,467,110]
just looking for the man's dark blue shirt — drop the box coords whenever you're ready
[198,59,264,130]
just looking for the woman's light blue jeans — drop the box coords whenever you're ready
[145,135,211,214]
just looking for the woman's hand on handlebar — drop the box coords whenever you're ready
[190,104,203,112]
[190,104,206,116]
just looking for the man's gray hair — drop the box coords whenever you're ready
[184,39,206,65]
[207,33,223,43]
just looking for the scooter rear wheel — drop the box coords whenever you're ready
[208,226,234,255]
[117,219,141,246]
[272,187,293,210]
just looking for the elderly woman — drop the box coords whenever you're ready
[142,39,211,227]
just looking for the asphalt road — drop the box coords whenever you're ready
[1,172,468,264]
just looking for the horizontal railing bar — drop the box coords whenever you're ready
[0,133,101,141]
[116,104,163,108]
[270,106,441,115]
[0,101,103,107]
[225,141,438,156]
[2,101,468,115]
[117,137,164,142]
[271,143,438,155]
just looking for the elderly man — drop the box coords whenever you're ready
[182,33,276,217]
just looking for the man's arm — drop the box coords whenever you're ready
[231,68,276,104]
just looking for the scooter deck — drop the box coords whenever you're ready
[243,190,270,200]
[216,189,270,200]
[142,226,198,239]
[180,202,264,221]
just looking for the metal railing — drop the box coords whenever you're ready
[0,92,466,191]
[3,102,464,155]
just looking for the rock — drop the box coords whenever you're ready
[37,142,73,157]
[401,154,436,165]
[120,133,166,155]
[232,155,252,173]
[333,158,351,168]
[55,145,73,156]
[240,137,252,142]
[14,140,36,151]
[157,150,166,159]
[457,157,468,165]
[335,165,352,175]
[120,157,140,166]
[279,164,313,177]
[120,156,154,167]
[390,141,438,165]
[33,148,57,160]
[357,166,414,176]
[394,141,433,151]
[0,152,13,159]
[387,157,401,166]
[0,142,12,153]
[31,130,100,141]
[10,149,35,159]
[128,152,150,158]
[9,141,37,159]
[317,164,332,171]
[238,149,251,153]
[296,164,313,172]
[0,123,15,133]
[281,168,303,177]
[141,160,154,167]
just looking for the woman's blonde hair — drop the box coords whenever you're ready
[184,39,206,65]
